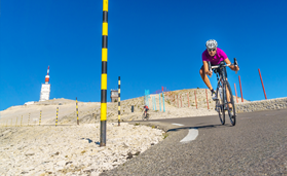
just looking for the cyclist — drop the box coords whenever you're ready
[199,39,239,108]
[143,105,149,117]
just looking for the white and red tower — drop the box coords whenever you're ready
[40,66,51,101]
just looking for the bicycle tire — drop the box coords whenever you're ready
[223,81,236,126]
[216,84,225,125]
[146,113,150,120]
[142,114,146,121]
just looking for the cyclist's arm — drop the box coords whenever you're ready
[224,58,239,71]
[203,61,212,76]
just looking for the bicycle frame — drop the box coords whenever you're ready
[213,63,229,109]
[208,59,238,126]
[216,67,229,109]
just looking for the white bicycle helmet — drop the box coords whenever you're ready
[205,39,218,49]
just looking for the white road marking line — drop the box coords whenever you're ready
[171,123,184,126]
[180,129,198,143]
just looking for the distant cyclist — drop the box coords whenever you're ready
[143,105,149,117]
[199,39,239,103]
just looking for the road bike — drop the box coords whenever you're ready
[142,112,150,121]
[208,58,239,126]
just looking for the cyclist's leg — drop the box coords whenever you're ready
[199,65,213,90]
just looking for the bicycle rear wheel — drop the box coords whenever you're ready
[216,85,225,125]
[224,81,236,126]
[146,113,150,120]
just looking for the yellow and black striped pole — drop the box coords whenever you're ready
[39,110,42,126]
[118,76,121,126]
[21,115,23,127]
[55,107,58,126]
[100,0,108,147]
[76,97,79,125]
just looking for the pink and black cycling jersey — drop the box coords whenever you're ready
[202,48,228,65]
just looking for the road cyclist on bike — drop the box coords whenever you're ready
[143,105,149,118]
[199,39,239,110]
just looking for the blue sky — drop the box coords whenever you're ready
[1,0,287,110]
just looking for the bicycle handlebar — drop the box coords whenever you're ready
[208,58,239,70]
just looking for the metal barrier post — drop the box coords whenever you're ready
[76,97,79,125]
[159,93,162,111]
[258,69,267,99]
[55,107,58,126]
[39,110,41,126]
[100,0,108,146]
[154,96,157,111]
[239,76,244,102]
[162,92,166,112]
[118,76,121,126]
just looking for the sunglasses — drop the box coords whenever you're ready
[208,49,216,52]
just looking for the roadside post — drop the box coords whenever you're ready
[159,93,162,111]
[258,69,267,99]
[76,97,79,125]
[118,76,121,126]
[162,88,166,112]
[100,0,109,147]
[238,76,244,102]
[55,107,58,126]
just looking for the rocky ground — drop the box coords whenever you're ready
[0,123,164,176]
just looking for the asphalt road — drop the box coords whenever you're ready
[101,109,287,176]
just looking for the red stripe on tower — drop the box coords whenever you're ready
[45,66,50,83]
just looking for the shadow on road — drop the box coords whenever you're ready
[167,124,233,132]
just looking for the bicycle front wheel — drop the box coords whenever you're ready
[142,114,146,121]
[224,81,236,126]
[216,85,225,125]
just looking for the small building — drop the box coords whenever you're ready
[24,101,36,105]
[110,89,118,102]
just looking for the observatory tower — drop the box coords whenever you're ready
[39,66,51,101]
